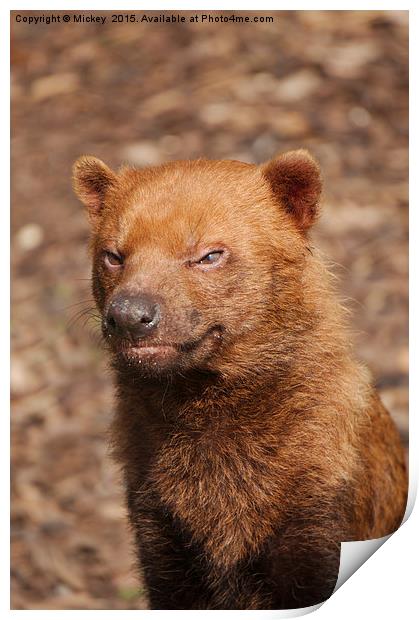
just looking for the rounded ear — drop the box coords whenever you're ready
[262,149,322,232]
[72,156,116,228]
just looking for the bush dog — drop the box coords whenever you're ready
[73,150,407,609]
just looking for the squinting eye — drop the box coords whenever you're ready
[197,251,223,265]
[103,250,124,268]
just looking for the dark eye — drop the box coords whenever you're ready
[103,250,124,268]
[197,251,224,265]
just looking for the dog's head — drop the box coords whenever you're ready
[73,151,321,379]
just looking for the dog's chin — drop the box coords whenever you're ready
[110,325,225,378]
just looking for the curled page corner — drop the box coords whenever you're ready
[333,476,414,596]
[403,483,416,523]
[266,535,393,617]
[333,535,391,594]
[236,603,324,619]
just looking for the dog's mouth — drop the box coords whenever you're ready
[112,325,225,365]
[122,343,177,362]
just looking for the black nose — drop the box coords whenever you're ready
[106,293,160,340]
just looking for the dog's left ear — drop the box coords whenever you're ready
[262,149,322,232]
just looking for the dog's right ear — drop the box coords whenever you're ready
[72,156,116,229]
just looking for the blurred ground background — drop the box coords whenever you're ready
[11,10,408,610]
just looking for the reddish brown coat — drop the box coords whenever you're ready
[73,151,407,609]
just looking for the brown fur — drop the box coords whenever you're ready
[73,150,407,609]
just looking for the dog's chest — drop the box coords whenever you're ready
[149,426,286,567]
